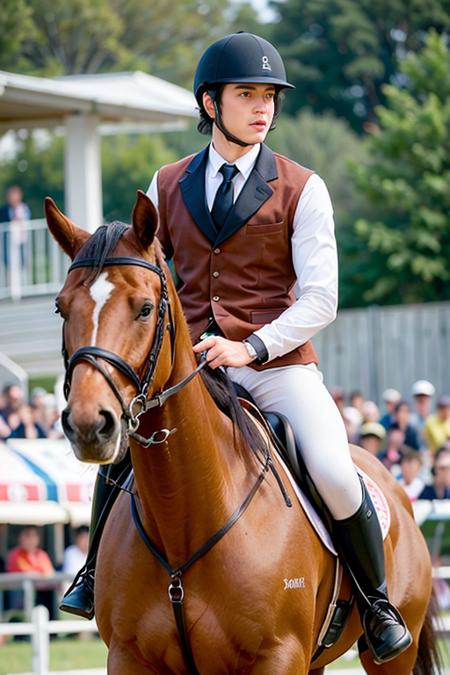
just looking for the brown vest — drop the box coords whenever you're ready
[156,143,319,370]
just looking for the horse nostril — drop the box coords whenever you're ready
[98,409,117,438]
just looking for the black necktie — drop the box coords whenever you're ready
[211,163,239,231]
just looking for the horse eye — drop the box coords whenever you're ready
[139,303,153,319]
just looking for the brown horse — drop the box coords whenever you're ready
[45,191,439,674]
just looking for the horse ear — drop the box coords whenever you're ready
[44,197,90,259]
[131,190,159,249]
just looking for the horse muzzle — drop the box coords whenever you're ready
[61,405,122,463]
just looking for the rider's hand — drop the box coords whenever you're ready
[193,336,255,369]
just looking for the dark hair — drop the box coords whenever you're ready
[394,400,409,413]
[74,525,89,537]
[399,447,421,464]
[76,221,128,285]
[197,87,220,135]
[199,364,268,461]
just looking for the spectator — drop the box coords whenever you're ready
[63,526,89,576]
[0,185,30,271]
[410,380,435,448]
[6,526,55,617]
[390,400,420,450]
[361,400,380,423]
[0,383,25,437]
[359,422,386,457]
[424,395,450,455]
[343,406,363,443]
[378,427,405,475]
[6,526,54,575]
[349,390,364,415]
[8,405,47,439]
[397,449,425,502]
[419,448,450,499]
[380,388,401,429]
[30,388,61,437]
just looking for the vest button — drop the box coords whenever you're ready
[212,271,219,278]
[212,295,220,302]
[213,248,221,255]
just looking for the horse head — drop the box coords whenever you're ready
[45,191,174,464]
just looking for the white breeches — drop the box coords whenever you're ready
[227,363,363,520]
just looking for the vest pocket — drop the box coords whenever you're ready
[245,221,284,235]
[250,307,286,324]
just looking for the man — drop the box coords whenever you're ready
[6,526,55,617]
[359,421,386,457]
[61,32,411,663]
[424,395,450,454]
[379,388,402,429]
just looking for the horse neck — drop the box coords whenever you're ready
[130,297,254,566]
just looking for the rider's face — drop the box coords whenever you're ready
[207,83,276,145]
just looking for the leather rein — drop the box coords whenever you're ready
[61,252,289,673]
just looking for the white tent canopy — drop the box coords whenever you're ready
[0,69,197,229]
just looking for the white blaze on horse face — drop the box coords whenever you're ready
[89,272,115,345]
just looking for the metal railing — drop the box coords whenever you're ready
[0,220,69,301]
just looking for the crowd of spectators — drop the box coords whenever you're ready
[0,382,63,441]
[331,379,450,502]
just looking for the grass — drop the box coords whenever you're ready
[0,636,448,674]
[0,636,107,675]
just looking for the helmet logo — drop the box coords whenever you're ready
[262,55,272,71]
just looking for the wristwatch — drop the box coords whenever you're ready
[243,334,269,365]
[243,340,257,361]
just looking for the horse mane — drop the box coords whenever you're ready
[200,365,269,461]
[77,221,129,285]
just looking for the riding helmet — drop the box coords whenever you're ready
[194,32,294,106]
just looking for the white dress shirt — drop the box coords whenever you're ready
[147,143,338,362]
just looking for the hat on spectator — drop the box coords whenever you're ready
[382,388,401,404]
[437,395,450,408]
[31,386,47,398]
[360,422,386,440]
[411,380,435,397]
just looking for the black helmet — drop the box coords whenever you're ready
[194,32,294,106]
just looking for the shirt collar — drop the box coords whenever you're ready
[208,143,260,180]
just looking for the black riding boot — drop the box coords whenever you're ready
[60,453,132,619]
[333,482,412,664]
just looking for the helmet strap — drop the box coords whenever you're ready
[212,99,252,148]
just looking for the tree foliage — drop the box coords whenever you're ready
[348,31,450,305]
[268,0,450,132]
[0,0,232,85]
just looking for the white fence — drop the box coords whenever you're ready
[0,605,99,675]
[0,220,68,301]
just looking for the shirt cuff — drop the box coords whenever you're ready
[244,334,269,365]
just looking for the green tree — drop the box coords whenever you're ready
[101,133,176,222]
[0,0,234,86]
[0,0,34,69]
[269,110,367,226]
[268,0,450,132]
[349,31,450,305]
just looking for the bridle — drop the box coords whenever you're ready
[61,254,206,447]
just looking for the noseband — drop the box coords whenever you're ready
[62,255,206,446]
